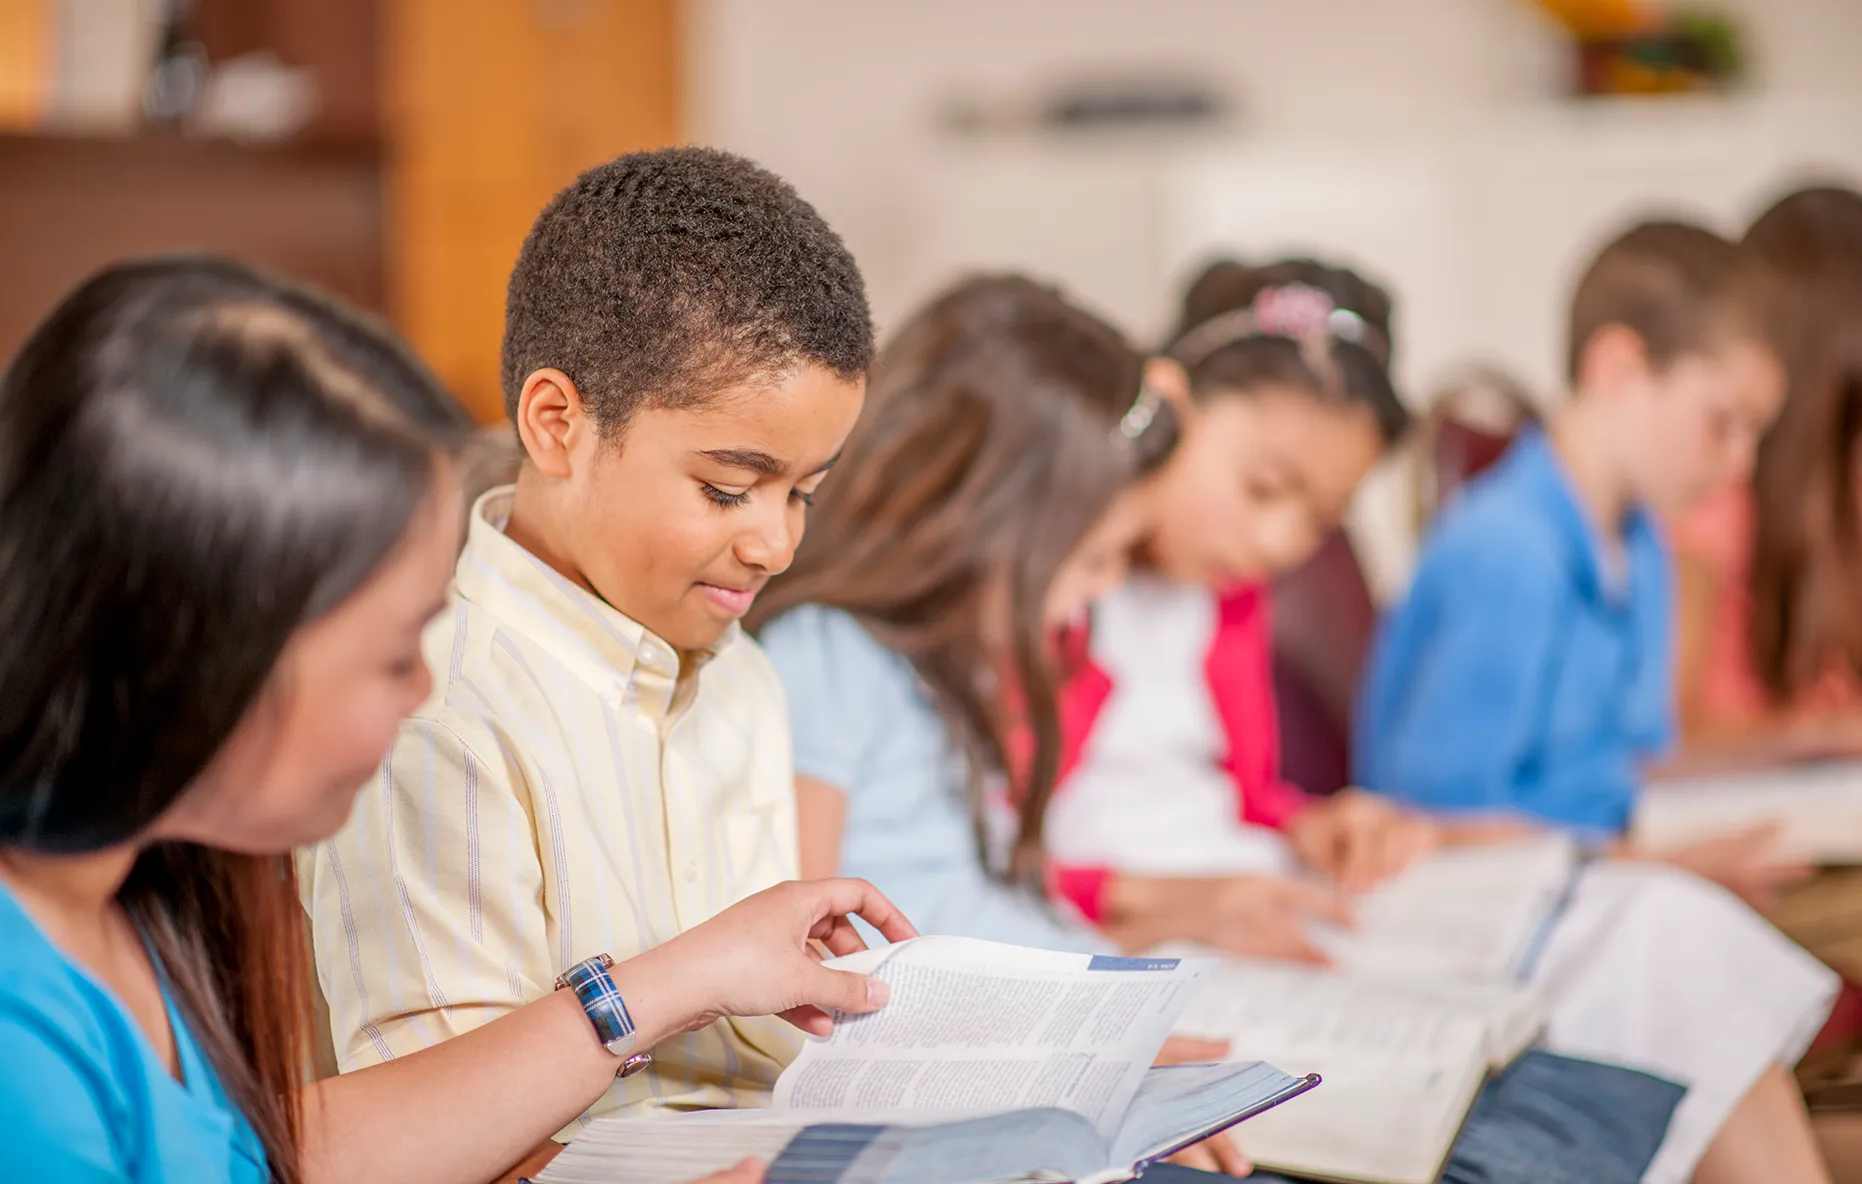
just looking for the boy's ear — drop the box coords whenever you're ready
[515,368,594,478]
[1574,324,1653,401]
[1145,356,1197,426]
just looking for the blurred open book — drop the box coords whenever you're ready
[1155,837,1578,1184]
[1637,760,1862,865]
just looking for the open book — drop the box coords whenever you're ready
[1308,835,1579,981]
[533,937,1319,1184]
[1638,760,1862,864]
[1171,960,1542,1184]
[1154,840,1574,1184]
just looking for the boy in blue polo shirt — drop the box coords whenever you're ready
[1357,221,1789,889]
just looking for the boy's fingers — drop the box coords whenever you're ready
[812,915,867,958]
[775,1005,835,1037]
[810,966,891,1016]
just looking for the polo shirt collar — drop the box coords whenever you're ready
[452,487,738,691]
[1510,429,1659,607]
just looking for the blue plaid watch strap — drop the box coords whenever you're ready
[556,954,648,1072]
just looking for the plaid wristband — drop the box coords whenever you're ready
[556,953,653,1076]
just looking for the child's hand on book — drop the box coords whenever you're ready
[690,1159,765,1183]
[1632,823,1814,909]
[1101,873,1351,962]
[645,877,918,1037]
[1205,876,1354,965]
[1287,790,1440,893]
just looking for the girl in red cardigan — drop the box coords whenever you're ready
[1045,260,1446,960]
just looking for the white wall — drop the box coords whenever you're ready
[686,0,1862,594]
[689,0,1862,334]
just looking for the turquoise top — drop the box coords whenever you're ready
[0,879,269,1183]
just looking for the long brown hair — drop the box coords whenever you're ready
[751,275,1177,886]
[1743,186,1862,700]
[0,258,470,1181]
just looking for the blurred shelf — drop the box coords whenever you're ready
[0,128,385,162]
[0,128,385,364]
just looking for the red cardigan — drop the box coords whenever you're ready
[1046,584,1313,920]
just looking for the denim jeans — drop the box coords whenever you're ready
[1143,1050,1685,1184]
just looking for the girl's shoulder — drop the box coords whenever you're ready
[757,604,920,700]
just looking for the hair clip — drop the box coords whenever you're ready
[1117,383,1163,441]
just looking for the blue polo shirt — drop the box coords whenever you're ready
[1354,430,1676,838]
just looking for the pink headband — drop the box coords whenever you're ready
[1172,282,1383,384]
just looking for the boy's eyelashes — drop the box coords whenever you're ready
[698,481,819,509]
[701,483,752,508]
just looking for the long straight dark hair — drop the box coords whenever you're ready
[0,256,470,1181]
[750,275,1177,887]
[1743,186,1862,700]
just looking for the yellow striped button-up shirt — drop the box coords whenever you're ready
[300,487,802,1120]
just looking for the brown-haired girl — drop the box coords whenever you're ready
[1672,185,1862,762]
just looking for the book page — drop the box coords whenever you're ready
[1235,1060,1484,1184]
[1638,761,1862,864]
[532,1108,1098,1184]
[1169,960,1497,1184]
[1173,960,1497,1070]
[1103,1061,1319,1173]
[774,937,1211,1140]
[537,1067,1319,1184]
[1307,836,1577,981]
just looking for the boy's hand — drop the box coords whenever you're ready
[1635,823,1814,909]
[1287,790,1440,893]
[691,1160,765,1183]
[647,878,918,1037]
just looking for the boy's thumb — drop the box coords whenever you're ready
[810,967,891,1016]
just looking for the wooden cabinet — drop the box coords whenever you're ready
[0,0,683,425]
[384,0,682,421]
[0,133,384,366]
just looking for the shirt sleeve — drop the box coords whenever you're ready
[0,1006,125,1182]
[759,607,886,790]
[763,607,1111,956]
[301,714,551,1071]
[1362,542,1566,817]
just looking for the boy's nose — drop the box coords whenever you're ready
[736,510,799,573]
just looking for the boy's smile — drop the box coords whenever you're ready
[696,579,765,620]
[506,362,866,654]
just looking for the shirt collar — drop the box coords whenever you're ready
[1510,428,1660,607]
[452,487,738,690]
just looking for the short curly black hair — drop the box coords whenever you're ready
[500,147,873,432]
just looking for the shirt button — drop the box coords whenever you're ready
[685,861,699,883]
